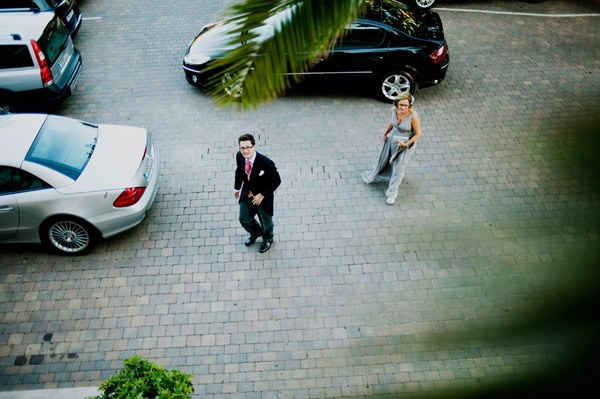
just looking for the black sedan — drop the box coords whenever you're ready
[183,0,449,101]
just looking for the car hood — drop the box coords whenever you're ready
[58,124,147,193]
[188,21,242,58]
[188,10,289,58]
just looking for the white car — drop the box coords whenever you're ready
[0,113,159,255]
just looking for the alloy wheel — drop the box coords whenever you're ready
[381,73,413,101]
[413,0,436,10]
[48,220,91,254]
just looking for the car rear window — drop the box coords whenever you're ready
[25,115,98,180]
[375,0,426,38]
[0,45,33,69]
[37,16,69,65]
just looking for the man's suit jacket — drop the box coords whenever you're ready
[235,151,281,216]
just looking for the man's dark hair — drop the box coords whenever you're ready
[238,133,255,145]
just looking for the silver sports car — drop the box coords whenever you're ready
[0,113,159,255]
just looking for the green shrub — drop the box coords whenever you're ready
[87,355,194,399]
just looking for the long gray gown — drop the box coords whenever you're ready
[361,108,417,201]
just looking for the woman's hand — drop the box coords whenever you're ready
[382,133,388,142]
[397,141,409,148]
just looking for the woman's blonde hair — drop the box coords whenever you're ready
[393,92,415,107]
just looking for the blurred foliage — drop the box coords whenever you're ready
[424,119,600,398]
[205,0,365,108]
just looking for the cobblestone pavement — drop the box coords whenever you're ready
[1,0,599,398]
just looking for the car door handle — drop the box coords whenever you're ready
[369,56,384,61]
[0,205,14,213]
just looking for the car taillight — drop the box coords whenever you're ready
[113,187,146,207]
[30,39,53,86]
[430,43,447,64]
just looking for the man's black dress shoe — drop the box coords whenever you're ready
[259,241,272,253]
[245,236,258,246]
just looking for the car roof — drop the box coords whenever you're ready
[0,11,53,41]
[0,114,47,167]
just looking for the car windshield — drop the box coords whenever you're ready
[25,115,98,180]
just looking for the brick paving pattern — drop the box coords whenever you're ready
[1,0,599,398]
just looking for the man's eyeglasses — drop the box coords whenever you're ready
[397,103,410,107]
[240,145,254,150]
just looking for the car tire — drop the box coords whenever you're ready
[410,0,436,10]
[41,217,97,255]
[378,70,416,102]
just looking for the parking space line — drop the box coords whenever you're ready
[82,16,102,20]
[436,8,600,17]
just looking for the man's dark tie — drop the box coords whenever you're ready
[245,159,252,179]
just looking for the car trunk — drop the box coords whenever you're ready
[60,124,148,193]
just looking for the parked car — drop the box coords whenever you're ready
[405,0,543,11]
[0,0,82,36]
[183,0,449,101]
[0,11,82,111]
[0,113,159,255]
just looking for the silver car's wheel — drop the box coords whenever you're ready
[222,72,243,99]
[379,71,415,101]
[412,0,436,10]
[46,219,94,255]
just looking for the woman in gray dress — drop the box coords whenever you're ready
[362,92,422,204]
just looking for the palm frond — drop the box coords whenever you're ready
[206,0,366,108]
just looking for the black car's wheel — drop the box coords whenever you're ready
[42,217,97,255]
[410,0,436,10]
[379,70,416,101]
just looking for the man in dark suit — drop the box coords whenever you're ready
[234,133,281,253]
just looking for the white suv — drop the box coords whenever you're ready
[0,11,82,111]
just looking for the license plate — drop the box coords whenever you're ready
[144,156,154,180]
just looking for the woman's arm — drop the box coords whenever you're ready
[383,108,394,141]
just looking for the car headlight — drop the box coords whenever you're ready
[184,53,211,65]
